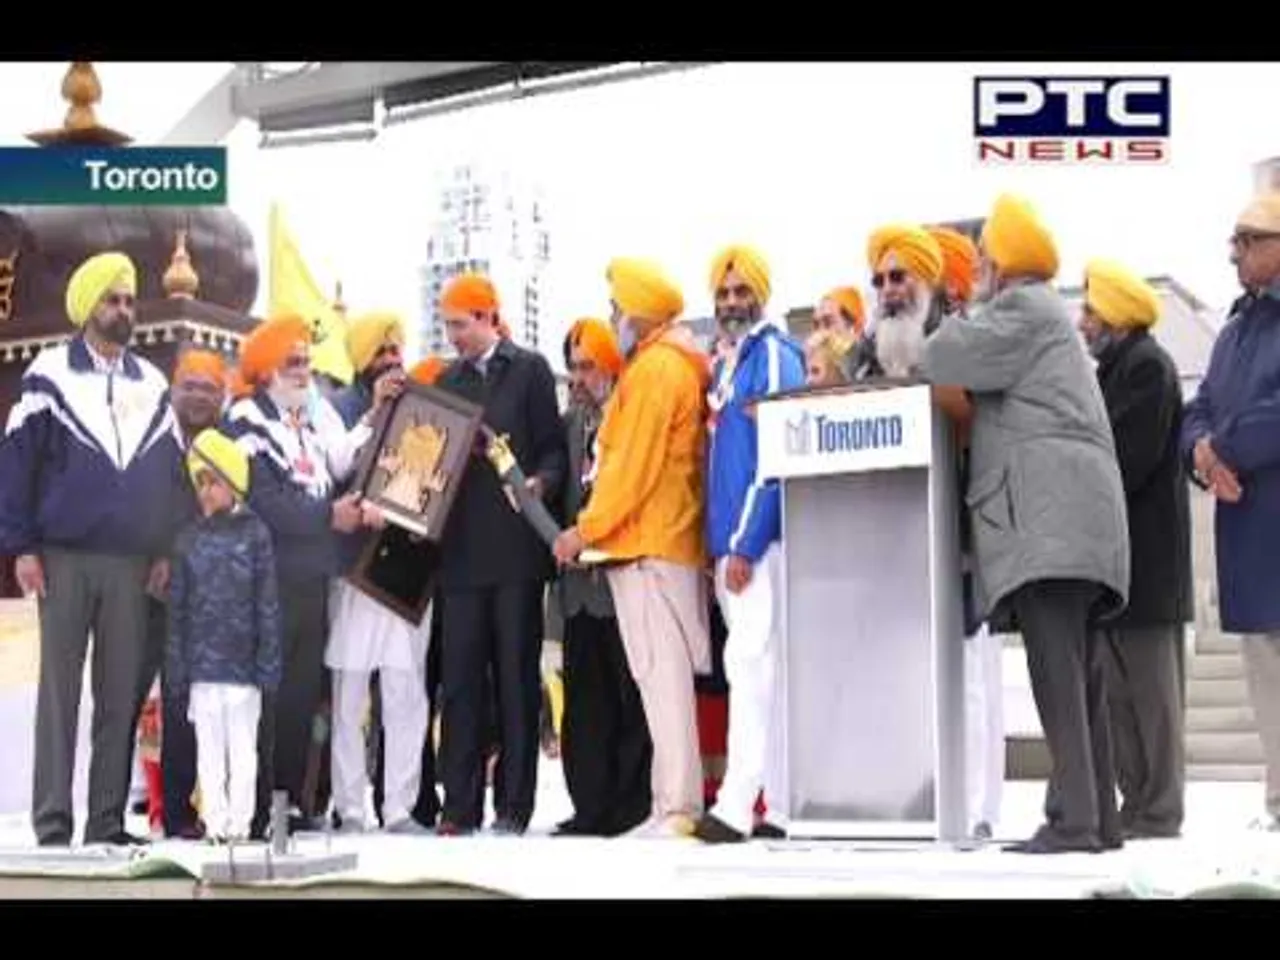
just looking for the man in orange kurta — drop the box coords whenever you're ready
[554,257,712,837]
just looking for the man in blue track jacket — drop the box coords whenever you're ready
[0,252,179,847]
[694,245,806,844]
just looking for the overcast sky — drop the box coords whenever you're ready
[2,61,1277,366]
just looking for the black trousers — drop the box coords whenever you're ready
[439,580,544,830]
[561,611,652,835]
[252,577,329,834]
[136,599,199,835]
[1101,624,1186,834]
[1012,579,1120,843]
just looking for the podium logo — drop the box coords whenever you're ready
[815,414,904,454]
[785,412,812,456]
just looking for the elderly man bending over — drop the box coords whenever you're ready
[921,194,1130,854]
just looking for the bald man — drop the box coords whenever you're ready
[433,274,567,836]
[0,252,178,847]
[852,226,946,381]
[922,195,1130,854]
[1079,260,1191,840]
[554,258,713,838]
[696,246,805,844]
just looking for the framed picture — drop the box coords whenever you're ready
[349,381,484,541]
[346,382,483,625]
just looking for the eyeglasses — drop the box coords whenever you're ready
[871,269,909,289]
[1231,230,1280,251]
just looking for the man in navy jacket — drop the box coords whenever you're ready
[1182,191,1280,832]
[0,252,177,847]
[695,245,806,844]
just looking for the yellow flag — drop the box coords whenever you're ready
[267,202,352,385]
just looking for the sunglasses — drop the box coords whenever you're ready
[871,269,909,289]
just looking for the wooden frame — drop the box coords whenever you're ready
[346,382,483,625]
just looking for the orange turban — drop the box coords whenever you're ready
[234,313,311,397]
[821,287,866,335]
[866,224,945,287]
[981,194,1059,280]
[173,348,227,389]
[410,356,447,385]
[709,244,772,304]
[568,316,624,377]
[441,273,499,316]
[606,257,684,328]
[927,226,980,303]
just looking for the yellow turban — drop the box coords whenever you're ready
[65,252,137,328]
[606,257,684,328]
[1236,192,1280,234]
[345,312,405,373]
[187,428,250,498]
[1084,259,1161,329]
[866,225,944,287]
[709,244,771,304]
[981,194,1059,280]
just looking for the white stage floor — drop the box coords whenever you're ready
[0,757,1277,899]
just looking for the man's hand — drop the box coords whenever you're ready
[553,527,585,565]
[331,493,364,533]
[1193,436,1220,483]
[1209,462,1244,503]
[724,554,754,595]
[360,500,387,530]
[15,554,44,598]
[372,369,406,409]
[525,475,545,501]
[146,558,170,600]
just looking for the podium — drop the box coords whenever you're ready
[756,381,967,842]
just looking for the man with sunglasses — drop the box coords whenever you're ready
[848,226,946,381]
[1182,191,1280,832]
[1,252,179,847]
[922,194,1130,855]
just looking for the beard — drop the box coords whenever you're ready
[874,294,932,379]
[91,312,134,347]
[716,305,759,344]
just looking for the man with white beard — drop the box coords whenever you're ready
[847,225,946,381]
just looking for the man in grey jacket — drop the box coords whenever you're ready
[922,194,1130,854]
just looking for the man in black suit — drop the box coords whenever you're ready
[1078,259,1193,839]
[432,273,567,835]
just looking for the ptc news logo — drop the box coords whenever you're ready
[973,76,1170,165]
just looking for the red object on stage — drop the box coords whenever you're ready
[696,691,771,820]
[143,758,164,832]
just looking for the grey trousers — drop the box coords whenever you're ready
[1241,632,1280,818]
[1100,624,1186,833]
[32,548,150,844]
[1011,579,1121,843]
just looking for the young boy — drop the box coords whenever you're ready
[166,428,282,844]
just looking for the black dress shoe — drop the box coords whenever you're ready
[88,830,149,847]
[751,822,786,840]
[37,834,71,848]
[491,816,527,836]
[1004,824,1102,854]
[694,814,747,844]
[553,818,598,836]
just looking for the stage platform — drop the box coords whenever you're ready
[0,775,1277,900]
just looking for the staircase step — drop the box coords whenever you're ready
[1186,762,1265,782]
[1187,704,1257,733]
[1190,654,1245,681]
[1186,731,1265,765]
[1194,632,1241,655]
[1187,678,1250,708]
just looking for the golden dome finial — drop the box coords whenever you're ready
[163,230,200,300]
[27,61,132,146]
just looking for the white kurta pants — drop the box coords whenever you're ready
[188,682,262,840]
[326,581,431,828]
[965,623,1005,829]
[710,544,787,835]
